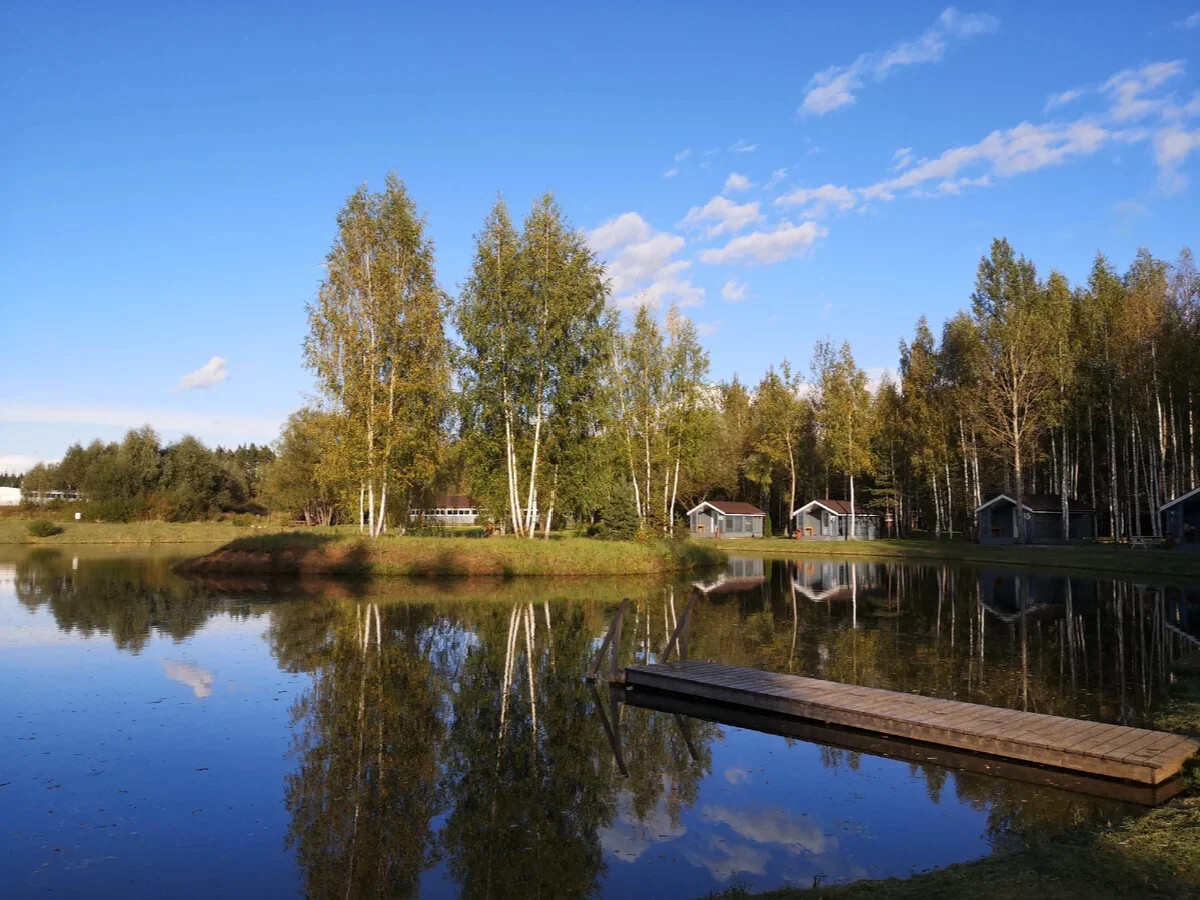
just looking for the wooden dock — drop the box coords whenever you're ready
[622,660,1199,786]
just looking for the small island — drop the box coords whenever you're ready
[177,532,726,578]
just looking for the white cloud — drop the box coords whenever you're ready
[588,212,704,310]
[721,279,748,302]
[800,7,999,115]
[724,766,751,784]
[723,172,752,193]
[589,211,652,252]
[729,138,757,153]
[177,356,229,390]
[861,120,1111,201]
[890,147,915,170]
[1103,60,1185,122]
[684,836,769,882]
[1044,88,1084,112]
[1179,12,1200,29]
[0,454,45,474]
[663,168,679,178]
[702,805,830,855]
[675,148,693,162]
[699,221,828,265]
[696,320,721,336]
[162,659,215,699]
[680,194,762,237]
[1154,127,1200,192]
[774,183,858,215]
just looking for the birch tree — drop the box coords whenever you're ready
[812,340,874,540]
[305,175,450,538]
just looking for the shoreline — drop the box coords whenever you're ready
[715,537,1200,581]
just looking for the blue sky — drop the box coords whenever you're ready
[3,2,1199,471]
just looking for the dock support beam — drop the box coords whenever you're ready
[587,598,628,684]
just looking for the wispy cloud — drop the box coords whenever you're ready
[890,147,915,170]
[699,221,828,265]
[674,148,693,162]
[729,138,757,153]
[588,212,704,310]
[721,279,748,302]
[1044,88,1083,112]
[680,195,762,237]
[176,356,228,390]
[696,320,721,336]
[764,167,788,189]
[663,168,679,178]
[723,172,752,193]
[800,7,999,115]
[1178,11,1200,29]
[0,404,283,441]
[775,183,858,215]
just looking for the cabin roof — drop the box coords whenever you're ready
[1160,485,1200,512]
[687,500,766,516]
[792,499,877,518]
[975,493,1097,515]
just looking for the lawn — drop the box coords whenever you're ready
[721,536,1200,580]
[0,519,299,545]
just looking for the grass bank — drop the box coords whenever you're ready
[721,536,1200,580]
[0,519,297,545]
[177,532,726,578]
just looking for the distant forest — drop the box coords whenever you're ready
[19,177,1199,540]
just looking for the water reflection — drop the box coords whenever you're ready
[2,548,1197,897]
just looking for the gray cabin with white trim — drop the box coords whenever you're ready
[687,500,766,539]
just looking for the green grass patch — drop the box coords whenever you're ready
[723,537,1200,581]
[0,519,299,545]
[177,532,726,578]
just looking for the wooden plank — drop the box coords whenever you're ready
[620,661,1198,785]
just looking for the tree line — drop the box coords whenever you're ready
[19,174,1199,540]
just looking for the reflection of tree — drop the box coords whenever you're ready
[285,601,445,899]
[12,549,219,652]
[439,603,613,899]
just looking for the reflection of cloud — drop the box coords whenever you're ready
[702,805,831,855]
[162,659,214,699]
[684,835,769,881]
[724,766,751,784]
[600,787,687,863]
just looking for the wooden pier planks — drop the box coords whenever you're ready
[621,660,1198,785]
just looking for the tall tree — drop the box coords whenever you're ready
[813,340,874,540]
[970,238,1055,543]
[305,174,450,538]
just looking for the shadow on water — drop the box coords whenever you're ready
[2,547,1198,897]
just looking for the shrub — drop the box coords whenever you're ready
[86,497,140,523]
[231,514,252,527]
[27,520,64,538]
[596,488,640,541]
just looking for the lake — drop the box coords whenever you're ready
[2,545,1196,898]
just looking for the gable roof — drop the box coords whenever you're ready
[1161,485,1200,512]
[792,499,877,518]
[975,493,1097,515]
[687,500,766,516]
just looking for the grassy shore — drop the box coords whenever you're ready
[177,531,726,577]
[0,519,300,545]
[719,536,1200,580]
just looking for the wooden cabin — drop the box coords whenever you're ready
[791,499,881,540]
[687,500,766,539]
[975,494,1096,544]
[1161,487,1200,549]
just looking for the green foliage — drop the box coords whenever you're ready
[27,519,63,537]
[595,486,640,541]
[86,497,140,523]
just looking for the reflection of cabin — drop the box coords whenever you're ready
[791,560,878,601]
[409,494,483,525]
[687,500,766,539]
[693,556,766,596]
[791,500,880,540]
[975,494,1096,544]
[1161,487,1200,549]
[978,569,1096,621]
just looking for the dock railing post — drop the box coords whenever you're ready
[587,598,629,684]
[661,593,696,664]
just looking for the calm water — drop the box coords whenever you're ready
[2,546,1196,898]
